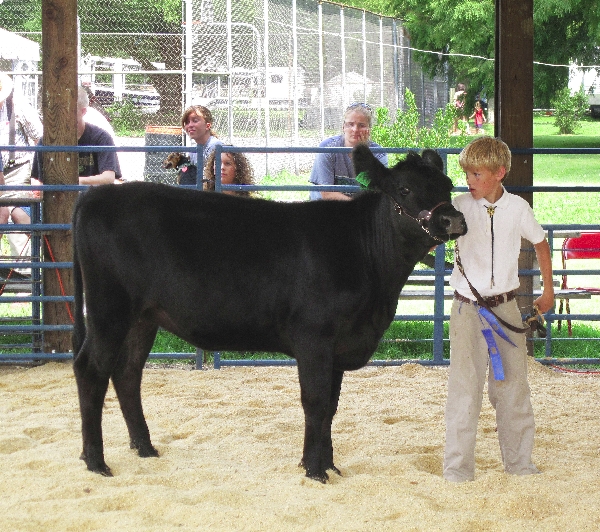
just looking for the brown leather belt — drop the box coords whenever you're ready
[453,290,516,308]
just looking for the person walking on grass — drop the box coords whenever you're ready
[470,100,487,134]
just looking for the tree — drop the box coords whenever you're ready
[551,87,589,134]
[342,0,600,108]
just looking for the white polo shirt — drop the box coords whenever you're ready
[450,187,546,299]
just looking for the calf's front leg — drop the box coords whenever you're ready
[319,368,344,476]
[297,357,334,483]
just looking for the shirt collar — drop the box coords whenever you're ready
[476,185,507,209]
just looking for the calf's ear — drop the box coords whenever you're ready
[421,149,444,172]
[352,143,389,190]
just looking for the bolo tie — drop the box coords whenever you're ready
[485,205,496,288]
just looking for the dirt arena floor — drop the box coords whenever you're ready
[0,359,599,531]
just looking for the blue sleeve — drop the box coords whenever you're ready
[309,146,337,201]
[203,137,223,162]
[94,130,122,178]
[370,142,388,166]
[309,150,336,187]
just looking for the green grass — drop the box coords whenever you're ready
[532,116,600,226]
[534,115,600,148]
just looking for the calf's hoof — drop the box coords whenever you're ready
[329,465,342,477]
[306,470,328,484]
[80,451,113,477]
[130,439,159,458]
[138,445,159,458]
[299,459,329,484]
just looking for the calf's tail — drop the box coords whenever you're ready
[71,209,86,358]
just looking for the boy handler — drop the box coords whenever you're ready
[444,136,555,482]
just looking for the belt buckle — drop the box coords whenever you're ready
[487,294,501,307]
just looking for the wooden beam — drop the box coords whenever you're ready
[495,0,535,352]
[41,0,79,353]
[495,0,534,164]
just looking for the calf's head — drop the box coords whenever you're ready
[353,144,467,242]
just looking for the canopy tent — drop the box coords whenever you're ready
[0,28,40,62]
[0,28,40,108]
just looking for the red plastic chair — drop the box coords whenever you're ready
[558,232,600,336]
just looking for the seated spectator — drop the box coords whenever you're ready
[180,105,223,186]
[12,87,122,230]
[0,72,43,252]
[309,102,387,200]
[84,106,116,142]
[203,149,255,197]
[31,86,121,187]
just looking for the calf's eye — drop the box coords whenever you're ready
[399,187,410,197]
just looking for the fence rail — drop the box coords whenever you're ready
[0,145,599,368]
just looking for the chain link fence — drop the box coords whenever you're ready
[2,0,447,184]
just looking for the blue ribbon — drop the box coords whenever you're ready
[477,306,517,381]
[480,328,505,380]
[478,306,517,347]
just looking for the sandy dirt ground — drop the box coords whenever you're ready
[0,359,599,531]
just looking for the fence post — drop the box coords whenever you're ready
[41,0,79,354]
[433,243,447,363]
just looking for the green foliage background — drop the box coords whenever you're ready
[341,0,600,109]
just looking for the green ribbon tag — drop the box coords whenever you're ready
[355,171,371,189]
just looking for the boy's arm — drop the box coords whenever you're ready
[534,239,555,313]
[79,170,116,186]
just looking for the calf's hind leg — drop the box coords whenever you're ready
[73,337,116,477]
[111,318,160,458]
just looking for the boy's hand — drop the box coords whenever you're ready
[525,305,547,338]
[533,290,554,315]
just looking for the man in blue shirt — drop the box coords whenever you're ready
[309,103,387,200]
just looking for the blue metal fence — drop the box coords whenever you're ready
[0,144,599,367]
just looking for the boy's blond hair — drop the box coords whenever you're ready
[459,136,511,176]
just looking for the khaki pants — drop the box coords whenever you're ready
[443,297,539,482]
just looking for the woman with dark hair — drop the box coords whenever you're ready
[203,149,255,197]
[179,105,223,185]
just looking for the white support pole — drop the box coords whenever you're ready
[341,8,346,110]
[292,0,299,174]
[114,58,124,102]
[362,10,367,102]
[184,0,193,111]
[318,3,325,139]
[227,0,234,141]
[379,17,384,108]
[263,0,271,174]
